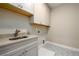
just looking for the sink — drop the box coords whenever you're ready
[9,36,28,40]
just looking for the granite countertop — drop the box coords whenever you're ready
[0,35,38,47]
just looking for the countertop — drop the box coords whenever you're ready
[0,35,38,47]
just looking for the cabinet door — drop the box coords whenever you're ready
[24,47,38,56]
[22,3,34,14]
[10,3,19,7]
[2,47,25,56]
[10,3,33,14]
[34,4,42,24]
[2,41,38,56]
[11,49,24,56]
[34,4,50,26]
[10,3,22,8]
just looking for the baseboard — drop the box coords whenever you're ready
[46,41,79,52]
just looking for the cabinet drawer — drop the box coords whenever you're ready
[0,37,38,55]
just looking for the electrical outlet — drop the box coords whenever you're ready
[43,40,45,44]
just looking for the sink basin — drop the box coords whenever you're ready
[9,36,28,40]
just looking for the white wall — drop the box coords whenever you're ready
[47,4,79,48]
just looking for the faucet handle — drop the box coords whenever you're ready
[14,29,20,37]
[16,29,20,33]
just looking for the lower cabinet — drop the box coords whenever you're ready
[24,47,38,56]
[1,41,38,56]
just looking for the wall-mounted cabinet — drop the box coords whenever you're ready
[10,3,34,14]
[22,3,34,14]
[32,3,50,27]
[0,3,50,27]
[0,3,33,17]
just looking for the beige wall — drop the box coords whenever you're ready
[47,4,79,48]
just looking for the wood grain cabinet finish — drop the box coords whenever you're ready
[0,3,33,17]
[10,3,34,14]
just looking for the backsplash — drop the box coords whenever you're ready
[0,8,48,38]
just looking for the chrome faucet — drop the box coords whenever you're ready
[14,29,20,37]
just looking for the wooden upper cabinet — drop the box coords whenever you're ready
[10,3,34,14]
[33,3,50,27]
[22,3,34,14]
[0,3,33,17]
[9,3,19,7]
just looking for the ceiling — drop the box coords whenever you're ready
[47,3,63,9]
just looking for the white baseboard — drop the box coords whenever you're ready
[46,41,79,52]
